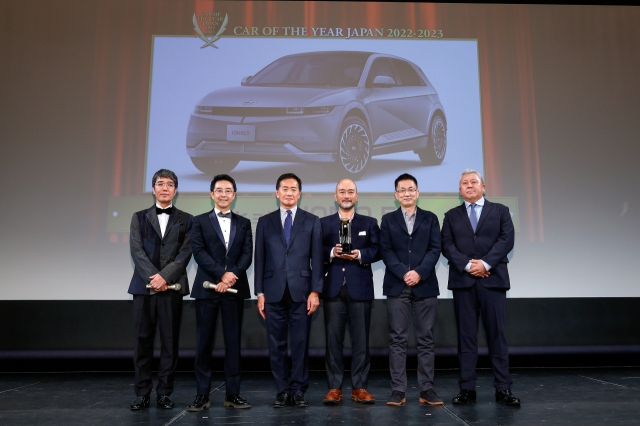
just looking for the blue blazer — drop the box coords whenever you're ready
[128,206,193,296]
[190,210,253,300]
[380,207,441,298]
[441,200,514,290]
[320,212,381,300]
[254,209,324,303]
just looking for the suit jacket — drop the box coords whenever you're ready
[441,199,514,290]
[254,208,324,303]
[320,212,381,300]
[380,207,441,298]
[190,210,253,300]
[128,205,193,296]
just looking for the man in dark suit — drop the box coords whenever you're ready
[187,174,253,412]
[380,173,443,407]
[254,173,323,408]
[441,169,520,405]
[320,179,381,405]
[128,169,192,410]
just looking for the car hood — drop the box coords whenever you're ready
[197,85,357,107]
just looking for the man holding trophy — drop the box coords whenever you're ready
[320,179,381,405]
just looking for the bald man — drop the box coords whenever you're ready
[320,179,381,405]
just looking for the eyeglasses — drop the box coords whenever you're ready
[337,190,357,196]
[154,181,175,189]
[396,188,417,195]
[214,189,234,195]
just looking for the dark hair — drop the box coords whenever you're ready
[394,173,418,190]
[210,174,237,192]
[276,173,302,191]
[152,169,178,189]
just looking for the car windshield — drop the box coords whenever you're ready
[246,53,369,87]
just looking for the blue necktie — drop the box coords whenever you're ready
[469,203,478,233]
[284,210,292,244]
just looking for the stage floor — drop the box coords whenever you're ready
[1,368,639,425]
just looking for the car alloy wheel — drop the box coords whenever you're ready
[418,114,447,165]
[339,117,371,177]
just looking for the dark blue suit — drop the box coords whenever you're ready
[128,206,192,398]
[320,212,381,390]
[254,208,323,395]
[191,210,252,396]
[380,206,441,392]
[441,199,515,392]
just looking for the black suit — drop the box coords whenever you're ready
[441,199,515,392]
[128,205,192,398]
[190,210,252,396]
[254,208,323,395]
[320,212,381,390]
[380,207,441,393]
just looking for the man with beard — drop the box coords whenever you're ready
[320,179,381,405]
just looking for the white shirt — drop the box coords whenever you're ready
[214,208,232,249]
[463,197,491,271]
[156,203,172,238]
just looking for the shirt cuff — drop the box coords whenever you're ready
[256,293,264,297]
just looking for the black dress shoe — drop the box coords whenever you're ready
[224,394,251,409]
[495,389,521,405]
[187,395,211,412]
[452,389,476,404]
[156,395,174,409]
[273,392,290,408]
[130,395,150,410]
[292,393,308,407]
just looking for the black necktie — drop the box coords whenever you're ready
[156,206,173,215]
[217,211,231,219]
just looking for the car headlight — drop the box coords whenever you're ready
[285,106,335,115]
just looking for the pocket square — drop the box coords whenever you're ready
[358,231,366,236]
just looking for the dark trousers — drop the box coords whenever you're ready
[387,285,438,392]
[194,297,244,396]
[324,285,372,390]
[264,285,312,395]
[452,283,512,392]
[132,291,183,397]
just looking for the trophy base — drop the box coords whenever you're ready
[341,244,353,255]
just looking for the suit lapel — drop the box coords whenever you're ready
[146,206,162,238]
[476,200,493,232]
[456,203,475,233]
[208,210,226,247]
[288,209,305,247]
[413,207,426,232]
[228,213,237,252]
[163,209,179,240]
[392,208,409,234]
[269,210,287,247]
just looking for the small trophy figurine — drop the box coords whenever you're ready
[339,218,353,254]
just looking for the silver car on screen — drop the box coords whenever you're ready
[186,51,446,177]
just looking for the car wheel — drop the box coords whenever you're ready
[418,114,446,165]
[337,117,371,178]
[190,157,240,175]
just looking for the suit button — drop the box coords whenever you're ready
[409,250,411,253]
[342,268,345,272]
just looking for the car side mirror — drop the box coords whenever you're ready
[371,75,396,87]
[241,76,252,86]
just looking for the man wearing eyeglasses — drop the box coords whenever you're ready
[187,174,253,412]
[380,173,442,407]
[129,169,193,410]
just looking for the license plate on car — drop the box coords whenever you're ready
[227,125,255,142]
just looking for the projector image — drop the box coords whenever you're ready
[186,50,447,178]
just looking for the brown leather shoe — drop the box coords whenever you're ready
[352,389,375,404]
[323,389,342,405]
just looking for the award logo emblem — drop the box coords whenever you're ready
[339,218,353,255]
[192,12,228,49]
